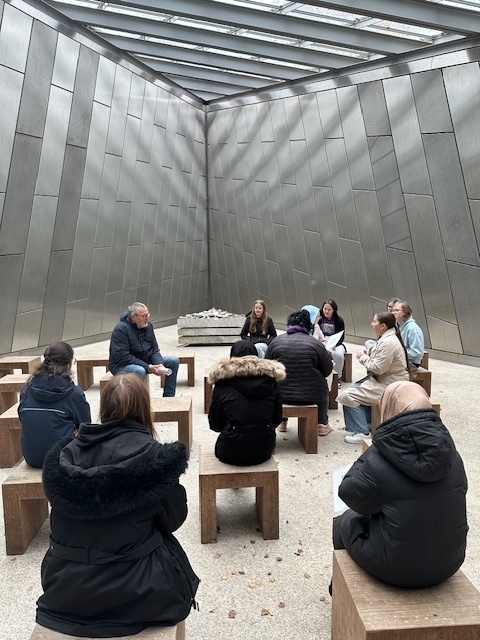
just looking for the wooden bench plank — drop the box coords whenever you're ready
[0,373,30,412]
[161,353,195,388]
[0,355,41,376]
[75,354,109,390]
[342,352,352,383]
[0,402,22,468]
[409,366,432,396]
[332,549,480,639]
[151,397,192,458]
[29,620,185,639]
[2,460,48,555]
[199,445,279,543]
[282,404,318,454]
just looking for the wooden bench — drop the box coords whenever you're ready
[75,354,109,390]
[409,366,432,396]
[342,352,352,382]
[0,402,22,468]
[281,403,318,454]
[151,396,192,458]
[0,372,30,412]
[332,549,480,639]
[160,353,195,388]
[329,373,339,410]
[204,369,213,413]
[420,351,429,369]
[370,401,441,432]
[199,445,279,543]
[2,460,48,555]
[0,355,41,377]
[29,620,185,639]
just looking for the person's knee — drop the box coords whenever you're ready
[163,355,179,373]
[118,364,147,380]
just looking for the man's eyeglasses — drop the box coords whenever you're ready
[136,313,150,319]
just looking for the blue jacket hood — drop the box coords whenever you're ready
[28,374,75,403]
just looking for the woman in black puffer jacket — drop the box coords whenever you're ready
[208,340,285,465]
[333,381,468,588]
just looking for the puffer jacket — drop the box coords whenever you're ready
[109,311,164,374]
[265,328,333,404]
[208,355,285,465]
[337,328,408,408]
[19,374,91,468]
[333,408,468,588]
[37,419,199,637]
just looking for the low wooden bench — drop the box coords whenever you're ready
[332,549,480,639]
[342,352,352,383]
[160,353,195,388]
[0,402,22,468]
[151,396,192,458]
[0,355,41,377]
[370,401,441,432]
[282,403,318,454]
[2,460,48,555]
[421,351,429,369]
[0,372,30,412]
[29,620,185,639]
[75,354,109,390]
[204,369,213,413]
[409,366,432,396]
[199,445,279,543]
[329,373,339,410]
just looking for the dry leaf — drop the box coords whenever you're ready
[26,586,33,591]
[228,610,236,618]
[248,582,257,589]
[269,577,276,583]
[255,579,262,586]
[261,609,272,616]
[238,570,245,575]
[304,573,311,579]
[294,549,304,556]
[221,574,229,580]
[213,552,222,559]
[276,557,283,562]
[264,553,269,558]
[278,602,286,608]
[250,539,256,544]
[231,570,237,575]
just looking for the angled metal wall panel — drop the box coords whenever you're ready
[300,94,331,189]
[66,46,99,148]
[63,299,87,341]
[0,66,23,192]
[358,81,391,137]
[325,138,359,241]
[81,102,110,201]
[340,239,373,337]
[94,55,115,107]
[69,199,99,302]
[0,255,25,353]
[12,309,43,351]
[52,33,80,92]
[95,153,122,248]
[0,3,32,73]
[106,66,131,157]
[443,63,480,200]
[447,262,480,357]
[84,247,111,337]
[107,201,131,293]
[39,250,73,346]
[411,70,453,134]
[313,186,345,287]
[52,144,87,251]
[116,115,141,202]
[303,229,328,303]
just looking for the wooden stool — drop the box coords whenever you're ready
[2,460,48,555]
[410,366,432,396]
[370,401,440,432]
[199,445,279,543]
[150,397,192,458]
[420,351,429,369]
[282,403,318,454]
[0,355,41,377]
[342,352,352,383]
[0,373,30,412]
[204,369,213,413]
[329,373,339,410]
[75,354,109,390]
[29,620,185,639]
[161,353,195,388]
[0,402,22,468]
[332,549,480,639]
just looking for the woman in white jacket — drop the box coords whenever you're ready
[337,312,409,444]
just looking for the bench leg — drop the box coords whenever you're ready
[342,353,352,383]
[1,391,18,413]
[204,378,213,413]
[186,360,195,387]
[199,479,218,543]
[256,474,279,539]
[178,413,192,459]
[2,486,49,555]
[297,415,318,454]
[329,374,338,410]
[77,365,94,391]
[0,423,21,468]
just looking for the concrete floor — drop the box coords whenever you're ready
[1,323,479,640]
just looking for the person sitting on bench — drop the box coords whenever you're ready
[37,373,199,637]
[208,340,285,465]
[333,380,468,589]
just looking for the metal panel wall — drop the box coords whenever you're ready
[207,40,480,362]
[0,0,207,354]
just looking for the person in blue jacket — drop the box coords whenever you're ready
[19,342,91,468]
[391,300,424,369]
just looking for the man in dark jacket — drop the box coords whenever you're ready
[265,309,333,435]
[109,302,179,396]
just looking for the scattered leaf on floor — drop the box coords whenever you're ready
[228,610,236,618]
[221,574,229,580]
[261,609,272,616]
[278,602,286,609]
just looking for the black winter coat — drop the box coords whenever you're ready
[334,408,468,588]
[208,356,285,465]
[37,419,199,638]
[19,374,91,468]
[240,314,277,345]
[109,311,164,374]
[265,328,333,404]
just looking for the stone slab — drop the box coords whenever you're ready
[178,327,242,336]
[178,336,241,345]
[177,316,245,328]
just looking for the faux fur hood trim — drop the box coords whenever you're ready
[42,435,188,520]
[208,356,286,384]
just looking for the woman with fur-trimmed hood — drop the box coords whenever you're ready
[208,340,286,466]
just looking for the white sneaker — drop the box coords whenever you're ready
[344,432,370,444]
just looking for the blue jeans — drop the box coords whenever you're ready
[342,404,371,435]
[117,355,179,397]
[255,343,268,358]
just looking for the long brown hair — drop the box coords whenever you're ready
[100,373,154,436]
[249,299,268,335]
[376,312,410,372]
[31,342,74,382]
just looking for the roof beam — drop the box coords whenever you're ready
[104,34,313,80]
[300,0,480,36]
[55,0,427,54]
[51,5,363,68]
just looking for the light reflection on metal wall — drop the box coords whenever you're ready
[207,47,480,363]
[0,0,208,354]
